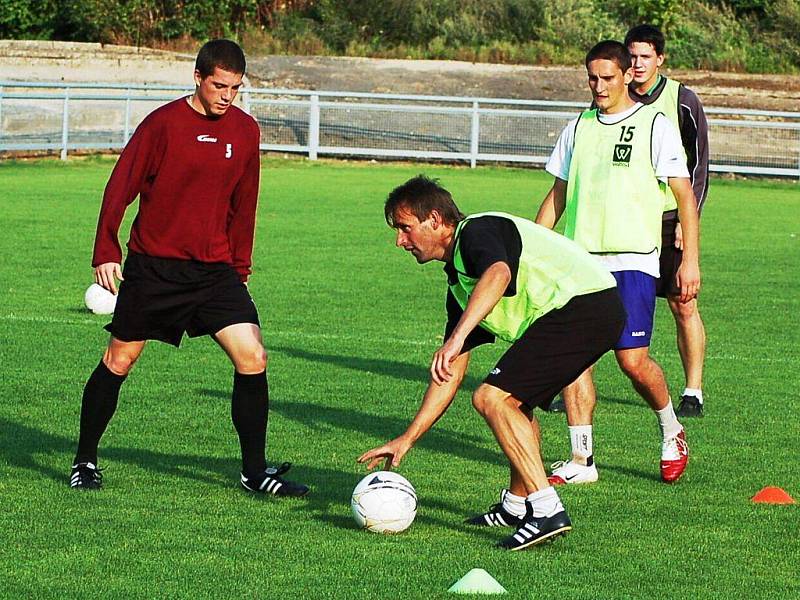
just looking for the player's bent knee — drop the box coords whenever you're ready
[471,389,490,415]
[104,353,138,376]
[617,353,648,380]
[235,346,267,374]
[669,297,698,321]
[471,386,504,417]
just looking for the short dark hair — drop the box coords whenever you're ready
[195,39,246,78]
[585,40,631,73]
[625,24,666,56]
[384,175,465,227]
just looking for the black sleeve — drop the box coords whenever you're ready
[678,85,710,212]
[457,217,521,297]
[444,289,495,352]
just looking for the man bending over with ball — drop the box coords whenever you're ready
[70,39,308,498]
[358,176,625,550]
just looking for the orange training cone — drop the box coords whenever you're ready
[751,487,796,504]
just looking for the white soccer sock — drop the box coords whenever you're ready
[500,489,527,518]
[656,401,683,441]
[569,425,593,463]
[683,387,704,404]
[526,487,564,518]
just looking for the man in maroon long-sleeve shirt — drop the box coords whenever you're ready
[71,39,308,498]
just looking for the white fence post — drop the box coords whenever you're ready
[309,94,320,161]
[60,88,70,161]
[124,88,131,146]
[242,89,251,115]
[470,101,480,169]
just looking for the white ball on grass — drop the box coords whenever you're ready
[84,283,117,315]
[351,471,417,534]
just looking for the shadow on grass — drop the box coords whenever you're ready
[0,416,239,488]
[198,390,504,468]
[269,344,486,390]
[255,464,499,538]
[599,462,662,483]
[0,416,495,537]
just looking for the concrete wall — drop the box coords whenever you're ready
[0,40,196,85]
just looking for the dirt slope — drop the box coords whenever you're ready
[248,56,800,111]
[2,41,798,111]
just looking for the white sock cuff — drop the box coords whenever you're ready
[683,388,704,403]
[526,486,558,504]
[501,488,526,506]
[568,424,593,459]
[656,402,683,440]
[526,486,563,518]
[501,489,527,517]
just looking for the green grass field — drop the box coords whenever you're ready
[1,157,798,599]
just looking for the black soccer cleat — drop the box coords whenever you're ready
[676,394,704,418]
[240,462,309,498]
[498,508,572,551]
[466,502,524,528]
[70,462,103,490]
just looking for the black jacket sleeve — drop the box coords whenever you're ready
[678,85,710,214]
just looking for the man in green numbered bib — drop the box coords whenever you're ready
[357,175,626,550]
[536,40,700,485]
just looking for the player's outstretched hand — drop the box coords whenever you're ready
[357,435,413,471]
[95,262,124,295]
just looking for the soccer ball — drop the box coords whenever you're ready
[84,283,117,315]
[351,471,417,534]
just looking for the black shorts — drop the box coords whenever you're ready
[483,287,625,410]
[656,211,681,298]
[106,252,260,347]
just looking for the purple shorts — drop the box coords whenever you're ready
[612,270,656,350]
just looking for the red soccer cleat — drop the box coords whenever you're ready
[660,429,689,483]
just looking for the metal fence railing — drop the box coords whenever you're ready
[1,81,799,178]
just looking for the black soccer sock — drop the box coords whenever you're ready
[74,361,126,465]
[231,370,269,478]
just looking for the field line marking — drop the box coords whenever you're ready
[1,313,795,362]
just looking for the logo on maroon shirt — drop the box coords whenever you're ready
[196,134,218,143]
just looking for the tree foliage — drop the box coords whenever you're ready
[1,0,798,72]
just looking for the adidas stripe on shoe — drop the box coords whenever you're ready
[465,502,524,527]
[70,462,103,490]
[498,509,572,551]
[240,462,309,497]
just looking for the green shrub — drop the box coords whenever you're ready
[1,0,798,72]
[668,2,796,72]
[536,0,625,55]
[763,0,800,67]
[0,0,56,38]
